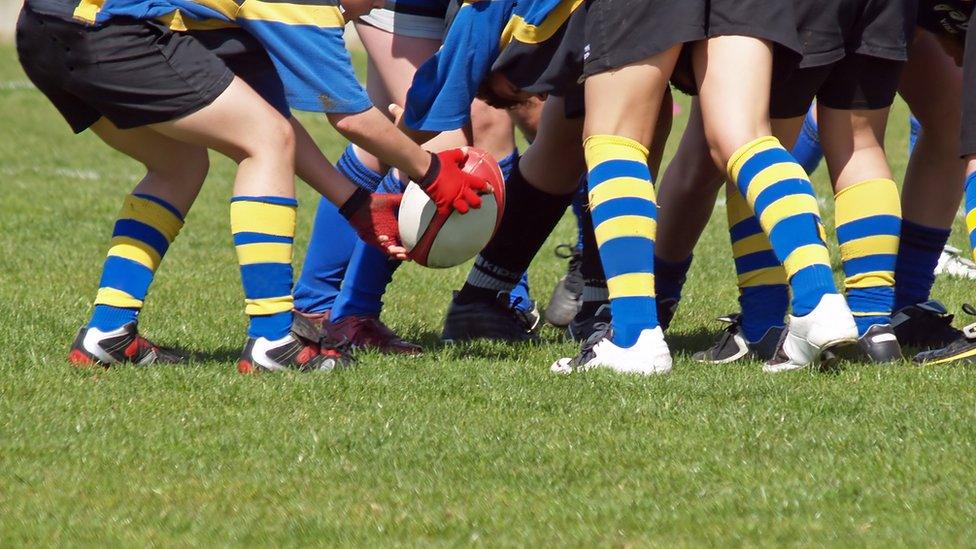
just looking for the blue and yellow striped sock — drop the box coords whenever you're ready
[89,194,184,331]
[584,135,657,348]
[726,184,789,342]
[835,179,901,335]
[965,172,976,262]
[231,196,297,340]
[728,136,837,317]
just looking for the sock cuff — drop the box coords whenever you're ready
[583,135,649,164]
[230,197,297,238]
[337,144,385,192]
[834,178,898,203]
[132,193,184,221]
[727,136,782,179]
[377,170,405,193]
[120,194,185,242]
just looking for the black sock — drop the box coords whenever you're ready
[457,161,577,304]
[578,203,608,315]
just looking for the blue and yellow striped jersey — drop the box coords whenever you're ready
[25,0,371,114]
[403,0,582,131]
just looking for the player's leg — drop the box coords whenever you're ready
[443,96,584,342]
[791,106,824,175]
[695,35,856,372]
[552,45,682,376]
[68,120,207,365]
[891,29,970,349]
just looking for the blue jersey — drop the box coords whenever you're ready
[403,0,582,132]
[27,0,371,114]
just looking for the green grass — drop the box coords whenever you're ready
[2,46,976,546]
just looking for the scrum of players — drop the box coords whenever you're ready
[16,0,976,374]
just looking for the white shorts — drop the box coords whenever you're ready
[359,8,446,40]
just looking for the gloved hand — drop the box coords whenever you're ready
[418,149,491,216]
[339,188,407,260]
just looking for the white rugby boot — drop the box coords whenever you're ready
[551,325,672,376]
[763,294,859,373]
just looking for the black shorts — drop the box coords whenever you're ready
[581,0,801,80]
[17,8,243,134]
[770,54,905,118]
[793,0,916,68]
[961,9,976,156]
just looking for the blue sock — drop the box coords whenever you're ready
[654,255,692,331]
[330,170,407,320]
[293,197,358,314]
[893,220,950,311]
[791,107,824,176]
[294,147,384,314]
[909,115,921,157]
[337,144,385,192]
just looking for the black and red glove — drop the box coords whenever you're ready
[339,188,405,259]
[418,149,491,216]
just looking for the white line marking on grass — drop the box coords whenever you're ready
[0,81,34,91]
[1,166,102,181]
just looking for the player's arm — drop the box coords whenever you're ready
[235,0,490,220]
[398,0,512,144]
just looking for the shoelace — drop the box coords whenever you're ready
[570,321,612,368]
[708,315,743,355]
[504,294,537,332]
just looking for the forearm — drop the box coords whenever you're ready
[328,107,432,180]
[291,118,356,206]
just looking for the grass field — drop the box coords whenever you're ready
[2,45,976,545]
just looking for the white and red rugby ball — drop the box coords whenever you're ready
[398,147,506,268]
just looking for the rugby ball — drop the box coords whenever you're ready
[398,147,506,268]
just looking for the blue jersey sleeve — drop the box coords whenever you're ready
[236,0,372,114]
[403,0,512,132]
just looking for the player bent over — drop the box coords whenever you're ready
[16,0,488,372]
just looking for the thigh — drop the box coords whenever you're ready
[695,36,775,162]
[584,46,682,146]
[355,20,441,109]
[520,96,586,193]
[962,10,976,157]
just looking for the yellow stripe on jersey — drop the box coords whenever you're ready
[72,0,106,24]
[238,1,345,27]
[156,10,238,31]
[499,0,584,47]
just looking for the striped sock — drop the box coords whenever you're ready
[726,184,788,342]
[584,135,657,347]
[231,196,297,340]
[727,136,837,317]
[965,172,976,261]
[89,194,184,331]
[835,179,901,335]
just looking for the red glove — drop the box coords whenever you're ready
[339,188,405,259]
[418,149,491,215]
